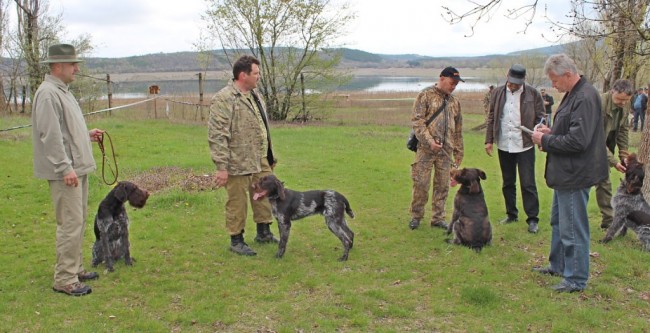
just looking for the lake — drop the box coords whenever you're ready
[110,76,491,99]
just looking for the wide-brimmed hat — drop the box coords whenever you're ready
[41,44,83,64]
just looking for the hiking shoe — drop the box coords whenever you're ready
[255,233,279,243]
[431,221,449,229]
[532,266,561,277]
[500,216,519,224]
[255,223,279,243]
[53,282,92,296]
[230,242,257,256]
[78,271,99,282]
[408,219,421,230]
[551,281,583,293]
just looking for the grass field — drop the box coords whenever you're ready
[1,91,649,332]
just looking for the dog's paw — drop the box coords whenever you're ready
[599,237,611,244]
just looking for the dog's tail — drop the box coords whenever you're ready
[341,195,355,219]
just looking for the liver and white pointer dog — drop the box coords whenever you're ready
[252,175,355,261]
[601,154,650,251]
[446,168,492,252]
[91,181,149,271]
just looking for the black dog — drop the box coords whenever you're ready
[446,168,492,252]
[601,154,650,251]
[252,175,355,261]
[91,181,149,271]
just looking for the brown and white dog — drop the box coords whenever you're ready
[447,168,492,252]
[252,175,355,261]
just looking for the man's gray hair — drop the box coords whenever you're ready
[544,54,578,76]
[611,79,633,96]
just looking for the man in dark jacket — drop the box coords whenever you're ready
[485,64,545,234]
[531,54,608,293]
[540,88,554,126]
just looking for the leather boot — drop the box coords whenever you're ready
[255,223,279,243]
[230,232,256,256]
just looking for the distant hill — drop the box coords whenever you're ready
[75,44,568,74]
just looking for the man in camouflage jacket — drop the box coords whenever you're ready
[408,67,464,230]
[208,55,278,256]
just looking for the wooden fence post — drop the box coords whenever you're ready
[107,74,112,115]
[21,86,26,114]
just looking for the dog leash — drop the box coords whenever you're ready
[97,131,119,185]
[433,136,458,169]
[440,148,458,169]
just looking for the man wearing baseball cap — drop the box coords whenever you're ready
[485,64,545,234]
[408,66,464,230]
[32,44,104,296]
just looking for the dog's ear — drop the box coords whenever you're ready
[114,181,128,202]
[469,179,480,194]
[276,179,286,200]
[478,169,487,180]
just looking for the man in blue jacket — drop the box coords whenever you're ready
[632,87,648,131]
[531,54,608,293]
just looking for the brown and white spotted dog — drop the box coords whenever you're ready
[601,154,650,251]
[252,175,355,261]
[91,181,149,271]
[447,168,492,252]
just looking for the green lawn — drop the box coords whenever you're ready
[1,114,649,332]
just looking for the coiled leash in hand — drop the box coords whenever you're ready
[97,131,119,185]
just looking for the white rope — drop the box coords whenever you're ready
[0,96,160,132]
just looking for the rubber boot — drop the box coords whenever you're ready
[230,232,256,256]
[255,223,279,244]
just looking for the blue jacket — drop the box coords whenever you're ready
[541,76,608,190]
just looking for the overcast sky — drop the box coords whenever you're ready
[48,0,573,58]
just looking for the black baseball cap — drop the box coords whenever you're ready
[440,66,465,82]
[508,64,526,85]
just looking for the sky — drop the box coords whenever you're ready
[47,0,574,59]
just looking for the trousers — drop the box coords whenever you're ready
[410,148,452,224]
[49,175,89,287]
[224,158,273,235]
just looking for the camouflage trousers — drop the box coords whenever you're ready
[410,148,452,224]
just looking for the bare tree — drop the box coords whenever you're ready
[442,0,650,196]
[0,0,8,113]
[202,0,355,121]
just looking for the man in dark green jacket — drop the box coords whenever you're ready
[596,79,633,230]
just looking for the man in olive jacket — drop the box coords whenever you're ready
[32,44,103,296]
[596,79,633,230]
[208,55,278,256]
[485,64,545,234]
[531,54,608,293]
